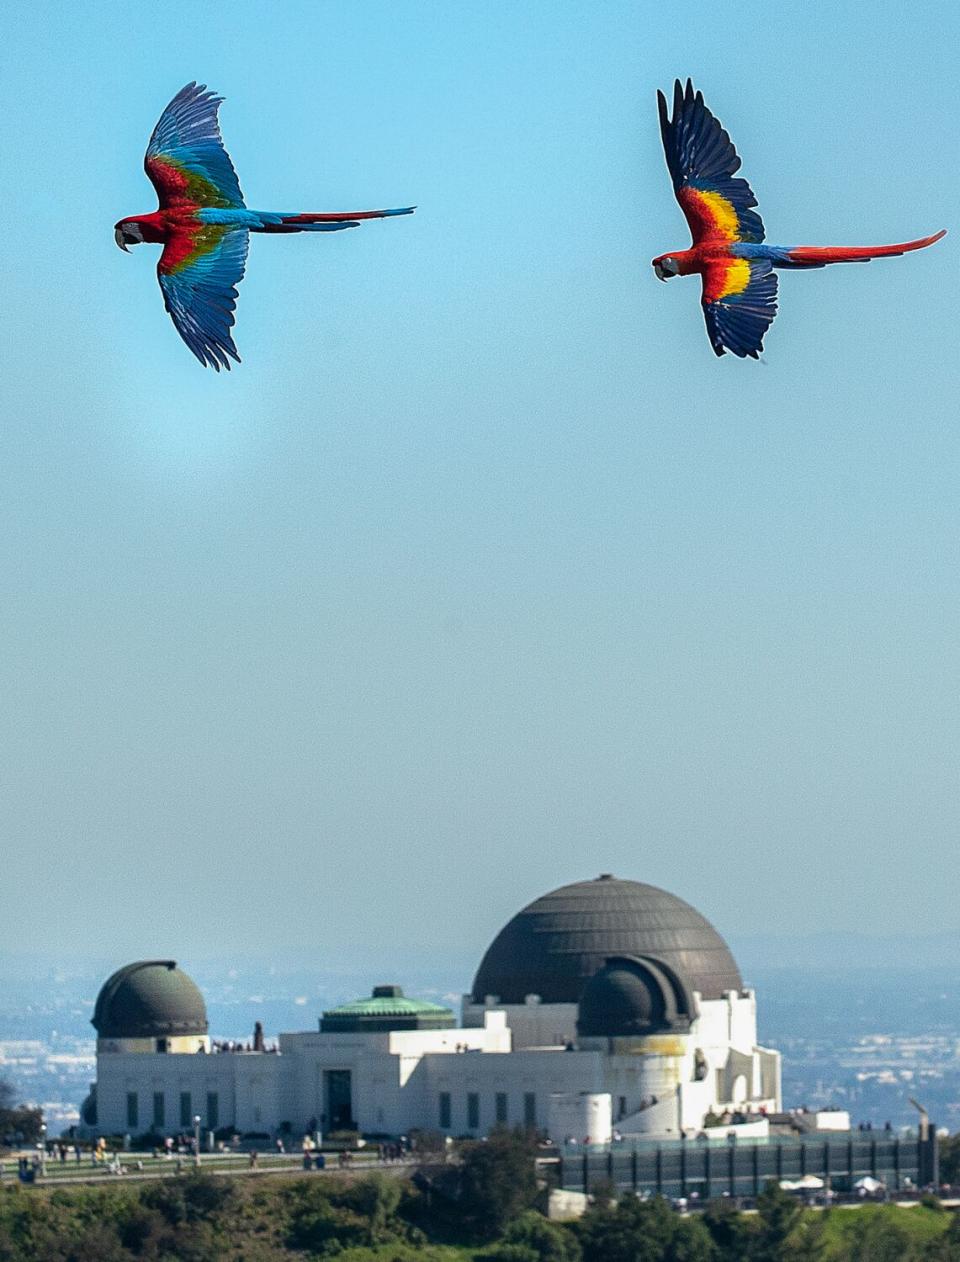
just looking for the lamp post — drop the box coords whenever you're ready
[193,1115,201,1168]
[38,1123,47,1177]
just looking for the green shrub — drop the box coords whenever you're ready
[334,1175,403,1241]
[458,1128,539,1239]
[116,1202,162,1251]
[137,1170,234,1229]
[284,1178,392,1254]
[924,1212,960,1262]
[484,1245,540,1262]
[702,1198,757,1256]
[286,1200,352,1254]
[753,1179,803,1260]
[491,1210,581,1261]
[576,1194,714,1262]
[843,1212,919,1262]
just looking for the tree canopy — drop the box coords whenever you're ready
[0,1079,43,1146]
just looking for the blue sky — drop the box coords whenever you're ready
[1,1,957,963]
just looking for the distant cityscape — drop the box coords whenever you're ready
[757,962,960,1133]
[3,951,959,1136]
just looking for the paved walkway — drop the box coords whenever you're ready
[0,1152,422,1189]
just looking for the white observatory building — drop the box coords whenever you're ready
[82,875,781,1142]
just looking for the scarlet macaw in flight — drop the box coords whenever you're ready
[115,83,414,369]
[653,80,945,358]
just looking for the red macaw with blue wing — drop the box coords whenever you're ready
[653,80,945,358]
[115,83,414,369]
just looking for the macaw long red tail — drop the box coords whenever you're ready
[255,207,416,234]
[284,208,416,223]
[785,229,946,266]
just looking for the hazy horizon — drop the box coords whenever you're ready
[5,928,960,991]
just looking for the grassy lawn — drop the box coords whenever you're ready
[816,1202,951,1256]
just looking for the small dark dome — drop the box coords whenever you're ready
[577,955,694,1037]
[471,876,742,1004]
[92,961,208,1039]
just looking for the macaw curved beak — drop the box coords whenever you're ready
[115,227,130,252]
[653,262,667,282]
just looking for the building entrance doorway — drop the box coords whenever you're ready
[324,1070,353,1130]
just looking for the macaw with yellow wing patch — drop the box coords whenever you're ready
[115,83,414,370]
[653,79,945,358]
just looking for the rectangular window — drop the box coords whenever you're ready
[524,1092,537,1128]
[619,1096,627,1119]
[152,1091,165,1130]
[467,1092,480,1130]
[495,1092,508,1125]
[439,1092,451,1129]
[206,1091,219,1131]
[126,1092,138,1130]
[180,1092,192,1129]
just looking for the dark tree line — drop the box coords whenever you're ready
[0,1080,42,1146]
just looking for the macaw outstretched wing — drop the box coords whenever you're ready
[658,79,764,245]
[701,257,778,358]
[157,224,249,370]
[145,82,245,210]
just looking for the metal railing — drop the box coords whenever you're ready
[556,1131,939,1198]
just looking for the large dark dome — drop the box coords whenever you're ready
[471,876,742,1004]
[92,961,208,1039]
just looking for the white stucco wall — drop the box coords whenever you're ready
[95,1051,240,1135]
[422,1048,604,1135]
[461,996,578,1048]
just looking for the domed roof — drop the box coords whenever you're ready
[91,961,208,1039]
[577,955,695,1037]
[471,875,742,1004]
[321,984,455,1033]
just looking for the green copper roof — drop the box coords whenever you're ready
[320,985,454,1032]
[325,994,450,1019]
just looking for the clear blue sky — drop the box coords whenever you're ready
[1,1,957,963]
